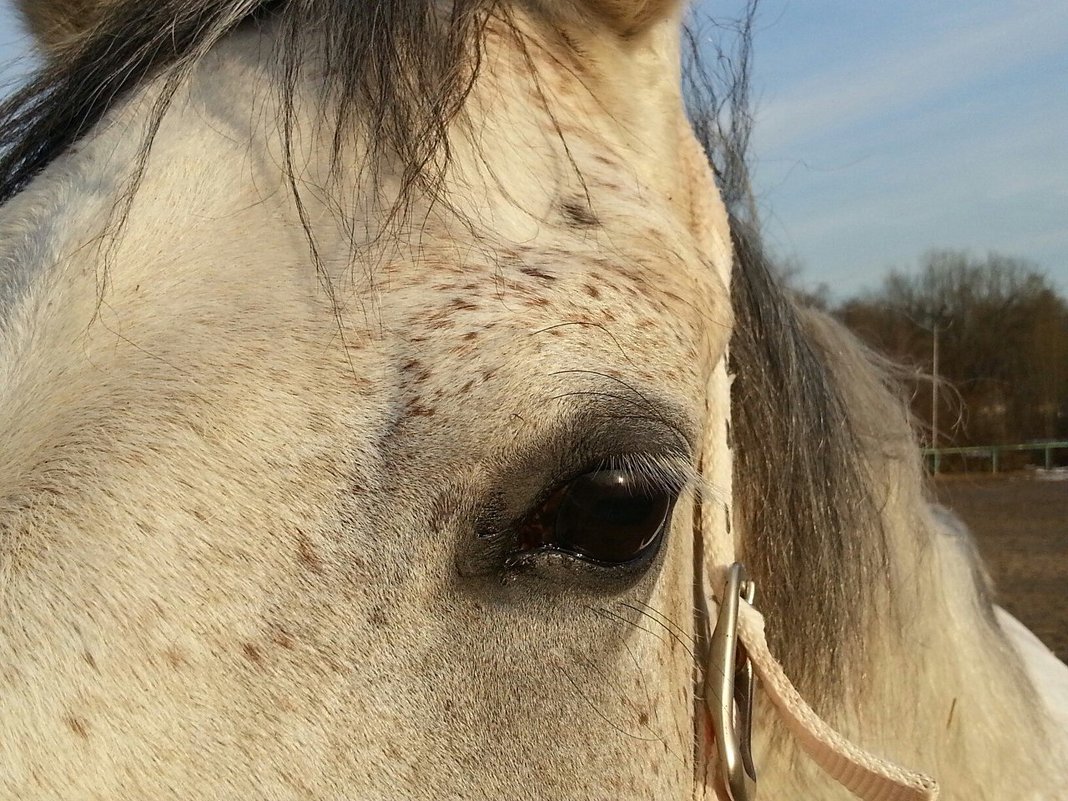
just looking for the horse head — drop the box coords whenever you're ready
[1,0,1064,798]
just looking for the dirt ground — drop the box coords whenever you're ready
[934,473,1068,662]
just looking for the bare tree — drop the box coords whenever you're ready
[838,250,1068,451]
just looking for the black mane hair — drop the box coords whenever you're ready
[0,0,888,699]
[0,0,498,204]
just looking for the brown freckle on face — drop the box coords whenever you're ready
[519,266,557,281]
[460,379,475,393]
[164,647,186,668]
[270,626,295,650]
[408,405,436,417]
[65,716,89,739]
[242,643,263,666]
[82,651,97,671]
[296,529,324,573]
[584,283,601,299]
[561,199,599,228]
[462,331,478,341]
[324,654,346,674]
[449,298,478,311]
[368,605,390,627]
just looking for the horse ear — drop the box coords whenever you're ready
[15,0,108,51]
[581,0,680,34]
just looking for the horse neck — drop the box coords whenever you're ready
[754,313,1064,798]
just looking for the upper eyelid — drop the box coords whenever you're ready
[476,393,701,523]
[544,372,698,451]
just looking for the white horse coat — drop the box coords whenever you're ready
[1,0,1066,798]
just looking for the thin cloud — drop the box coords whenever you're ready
[757,4,1068,154]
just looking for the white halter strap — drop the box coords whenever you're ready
[693,330,940,801]
[731,600,939,801]
[677,119,939,801]
[694,379,939,801]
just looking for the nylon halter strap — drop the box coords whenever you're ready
[692,268,941,801]
[697,558,941,801]
[677,122,939,801]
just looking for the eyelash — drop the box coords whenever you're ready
[588,453,699,498]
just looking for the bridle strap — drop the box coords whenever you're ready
[676,117,938,801]
[732,598,939,801]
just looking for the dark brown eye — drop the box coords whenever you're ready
[516,468,675,566]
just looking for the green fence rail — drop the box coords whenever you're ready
[922,440,1068,474]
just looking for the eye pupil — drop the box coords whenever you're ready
[517,466,675,566]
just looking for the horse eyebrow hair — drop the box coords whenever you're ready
[492,398,696,522]
[542,378,698,459]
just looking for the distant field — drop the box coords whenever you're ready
[934,473,1068,662]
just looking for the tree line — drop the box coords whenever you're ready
[796,250,1068,457]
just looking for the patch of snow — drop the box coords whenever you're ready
[1034,468,1068,482]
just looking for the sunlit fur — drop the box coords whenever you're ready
[1,1,1065,799]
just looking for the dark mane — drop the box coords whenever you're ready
[0,0,889,700]
[685,6,890,699]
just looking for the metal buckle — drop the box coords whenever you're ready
[708,562,758,801]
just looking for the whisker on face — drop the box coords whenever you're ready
[618,601,697,662]
[531,321,638,369]
[552,641,689,769]
[552,655,664,744]
[590,605,677,654]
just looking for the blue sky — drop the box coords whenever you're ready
[1,1,1065,300]
[724,0,1068,299]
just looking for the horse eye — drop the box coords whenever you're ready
[516,468,675,566]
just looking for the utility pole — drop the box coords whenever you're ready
[931,323,940,474]
[903,306,948,475]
